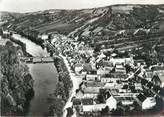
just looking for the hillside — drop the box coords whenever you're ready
[1,5,164,35]
[1,5,164,53]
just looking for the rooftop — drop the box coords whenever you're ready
[81,98,93,105]
[85,81,105,87]
[153,66,164,71]
[83,87,100,94]
[87,70,97,75]
[74,63,83,67]
[101,73,128,79]
[103,61,113,67]
[83,63,92,71]
[137,93,146,102]
[115,96,135,101]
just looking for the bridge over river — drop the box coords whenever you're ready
[20,56,54,64]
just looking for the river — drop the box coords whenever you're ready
[12,34,49,57]
[12,34,58,116]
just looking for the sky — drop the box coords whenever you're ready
[0,0,164,13]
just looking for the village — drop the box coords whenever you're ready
[1,29,164,116]
[40,32,164,116]
[1,3,164,117]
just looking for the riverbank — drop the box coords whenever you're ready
[9,36,32,57]
[45,55,73,117]
[12,34,49,57]
[0,41,34,116]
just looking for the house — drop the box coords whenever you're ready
[81,98,106,113]
[152,66,164,73]
[76,87,99,99]
[109,58,125,66]
[134,59,146,66]
[105,94,117,110]
[103,61,114,70]
[115,67,126,73]
[135,66,147,78]
[157,72,164,87]
[76,81,104,98]
[115,96,135,106]
[84,81,105,87]
[100,73,128,83]
[74,63,83,75]
[82,103,106,113]
[145,69,153,81]
[109,88,136,97]
[152,66,164,87]
[152,72,164,87]
[105,91,135,110]
[115,63,126,73]
[125,57,134,65]
[76,89,84,98]
[79,81,104,90]
[135,93,156,110]
[83,87,100,98]
[134,83,143,90]
[85,70,98,81]
[81,95,117,112]
[97,67,111,76]
[101,74,115,83]
[103,82,118,89]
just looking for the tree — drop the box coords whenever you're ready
[0,41,34,116]
[48,98,65,117]
[54,82,66,101]
[101,106,109,115]
[66,107,74,117]
[97,94,105,103]
[1,41,18,76]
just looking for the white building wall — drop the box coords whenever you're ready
[106,96,117,110]
[142,97,156,110]
[83,104,106,112]
[75,66,83,74]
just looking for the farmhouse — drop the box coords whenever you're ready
[135,93,156,110]
[85,70,98,81]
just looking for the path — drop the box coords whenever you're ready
[60,54,82,117]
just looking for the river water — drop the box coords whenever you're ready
[12,34,49,57]
[12,34,58,116]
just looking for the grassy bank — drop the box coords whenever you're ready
[46,56,73,117]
